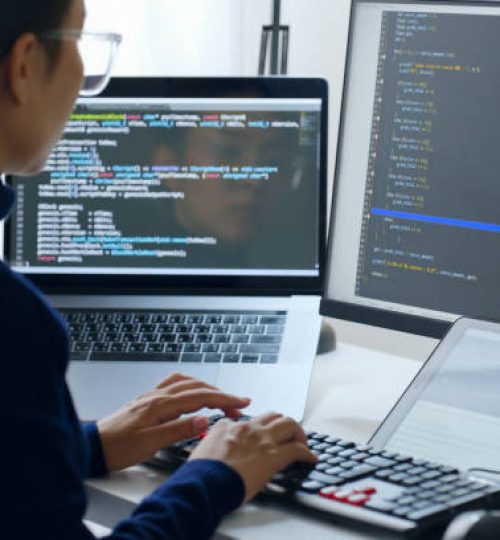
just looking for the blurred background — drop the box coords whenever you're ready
[84,0,352,203]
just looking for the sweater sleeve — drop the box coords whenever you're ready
[104,460,245,540]
[82,422,109,478]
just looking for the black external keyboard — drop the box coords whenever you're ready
[60,309,285,364]
[150,415,500,538]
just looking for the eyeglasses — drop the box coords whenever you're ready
[38,30,122,96]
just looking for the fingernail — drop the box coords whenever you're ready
[193,416,209,433]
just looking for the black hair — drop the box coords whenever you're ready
[0,0,73,63]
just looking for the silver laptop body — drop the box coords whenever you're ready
[5,77,328,421]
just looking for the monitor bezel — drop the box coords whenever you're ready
[4,76,328,296]
[320,0,497,338]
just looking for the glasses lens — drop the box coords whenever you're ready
[78,36,118,96]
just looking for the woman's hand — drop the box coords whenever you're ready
[97,373,250,472]
[189,413,317,501]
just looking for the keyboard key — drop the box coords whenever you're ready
[365,499,397,512]
[248,325,266,335]
[223,354,240,363]
[204,353,222,363]
[251,335,282,344]
[202,344,219,353]
[364,456,396,468]
[338,464,376,481]
[240,344,280,354]
[159,333,176,343]
[308,471,344,485]
[407,504,447,521]
[242,354,259,363]
[181,353,203,363]
[241,316,259,324]
[184,344,202,353]
[300,481,325,493]
[261,354,279,364]
[187,315,204,323]
[206,315,223,324]
[232,335,250,344]
[220,344,238,353]
[260,316,285,324]
[267,325,285,335]
[196,334,213,343]
[146,344,164,353]
[193,325,210,333]
[110,343,128,353]
[74,342,91,352]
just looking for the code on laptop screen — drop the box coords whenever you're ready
[8,97,322,277]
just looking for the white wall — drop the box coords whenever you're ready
[84,0,352,201]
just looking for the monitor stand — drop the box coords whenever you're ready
[316,319,336,355]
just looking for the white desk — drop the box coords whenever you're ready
[86,318,439,539]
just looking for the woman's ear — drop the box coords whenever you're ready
[1,33,40,106]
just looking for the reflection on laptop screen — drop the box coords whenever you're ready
[8,97,322,277]
[326,1,500,326]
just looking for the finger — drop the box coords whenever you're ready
[168,389,251,417]
[266,416,308,445]
[277,441,318,468]
[251,412,283,427]
[147,415,209,450]
[161,378,220,396]
[154,372,195,390]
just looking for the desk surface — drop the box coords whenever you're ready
[86,318,439,539]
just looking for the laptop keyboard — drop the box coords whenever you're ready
[60,309,286,364]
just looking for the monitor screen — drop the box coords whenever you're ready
[324,0,500,334]
[7,95,323,278]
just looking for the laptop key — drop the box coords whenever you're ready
[220,344,238,353]
[240,344,280,354]
[248,325,266,335]
[214,335,231,344]
[181,353,203,363]
[130,343,146,352]
[204,353,222,363]
[196,334,213,343]
[223,354,241,363]
[242,354,259,363]
[251,335,282,344]
[146,343,164,353]
[159,333,176,343]
[232,335,250,344]
[202,344,219,353]
[74,342,91,352]
[241,316,259,324]
[261,354,279,364]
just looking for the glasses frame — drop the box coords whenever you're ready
[37,30,123,96]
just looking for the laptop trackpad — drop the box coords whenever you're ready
[67,362,221,421]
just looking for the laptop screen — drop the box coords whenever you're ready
[322,0,500,336]
[6,88,324,285]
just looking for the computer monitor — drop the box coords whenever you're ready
[322,0,500,337]
[5,77,327,294]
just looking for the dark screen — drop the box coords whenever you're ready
[9,99,321,276]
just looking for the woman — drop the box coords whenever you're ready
[0,0,316,538]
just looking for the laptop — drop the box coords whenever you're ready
[4,77,328,421]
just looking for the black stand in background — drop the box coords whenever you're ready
[259,0,289,75]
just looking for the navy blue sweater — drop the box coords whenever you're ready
[0,183,244,539]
